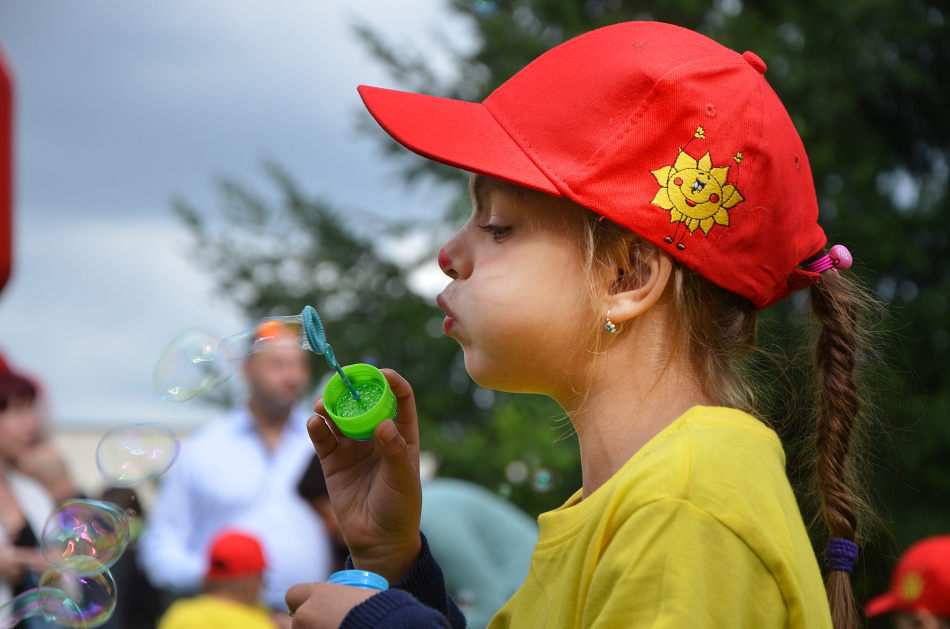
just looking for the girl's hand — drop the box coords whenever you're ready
[285,582,376,629]
[309,368,422,584]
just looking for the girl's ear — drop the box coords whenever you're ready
[603,241,674,324]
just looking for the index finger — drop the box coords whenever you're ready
[380,369,419,448]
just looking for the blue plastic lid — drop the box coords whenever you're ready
[327,569,389,591]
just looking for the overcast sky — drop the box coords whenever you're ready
[0,1,463,428]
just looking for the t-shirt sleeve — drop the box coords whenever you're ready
[584,499,788,628]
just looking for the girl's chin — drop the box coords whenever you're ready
[463,359,530,394]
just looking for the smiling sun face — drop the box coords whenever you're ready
[651,149,744,235]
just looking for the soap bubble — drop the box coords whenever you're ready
[41,500,130,575]
[154,315,309,402]
[473,0,499,16]
[153,328,236,402]
[0,584,82,629]
[96,423,180,487]
[39,568,117,628]
[532,469,554,493]
[0,569,117,629]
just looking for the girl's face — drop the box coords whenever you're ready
[0,397,40,463]
[437,177,596,399]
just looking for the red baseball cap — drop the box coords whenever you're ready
[206,529,268,580]
[865,534,950,618]
[358,21,827,310]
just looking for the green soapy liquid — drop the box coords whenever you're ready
[336,382,385,418]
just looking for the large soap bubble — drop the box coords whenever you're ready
[0,568,116,629]
[153,315,310,402]
[41,499,130,575]
[152,328,237,402]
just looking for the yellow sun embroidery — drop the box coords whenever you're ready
[899,572,924,603]
[651,149,744,235]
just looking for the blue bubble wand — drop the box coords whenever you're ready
[300,305,361,401]
[154,305,361,403]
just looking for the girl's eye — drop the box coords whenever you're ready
[479,224,511,242]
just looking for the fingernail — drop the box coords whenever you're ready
[381,420,398,443]
[308,414,326,430]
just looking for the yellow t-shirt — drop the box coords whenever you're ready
[489,406,832,628]
[157,594,277,629]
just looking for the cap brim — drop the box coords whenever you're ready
[864,592,899,618]
[358,85,560,196]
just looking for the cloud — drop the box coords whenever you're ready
[0,0,470,429]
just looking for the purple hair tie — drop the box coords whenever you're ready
[803,244,853,275]
[825,537,858,573]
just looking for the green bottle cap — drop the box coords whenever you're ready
[323,364,397,440]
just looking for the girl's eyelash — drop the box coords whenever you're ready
[479,224,511,241]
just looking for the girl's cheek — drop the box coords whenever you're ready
[475,252,501,270]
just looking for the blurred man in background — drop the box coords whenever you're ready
[139,323,333,614]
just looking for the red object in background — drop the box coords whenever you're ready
[0,43,12,295]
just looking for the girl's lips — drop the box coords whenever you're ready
[436,294,456,334]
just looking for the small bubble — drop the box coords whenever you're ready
[532,469,554,493]
[473,0,498,16]
[505,460,529,484]
[96,423,180,487]
[38,568,117,628]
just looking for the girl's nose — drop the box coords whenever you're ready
[438,247,457,279]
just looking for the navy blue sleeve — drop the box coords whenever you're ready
[340,533,467,629]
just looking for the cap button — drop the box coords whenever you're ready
[742,51,767,75]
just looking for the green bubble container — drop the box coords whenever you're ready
[323,364,397,440]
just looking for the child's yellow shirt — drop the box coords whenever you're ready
[489,406,832,628]
[158,594,277,629]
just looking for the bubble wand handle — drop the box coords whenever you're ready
[302,306,361,401]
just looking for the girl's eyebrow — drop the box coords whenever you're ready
[469,173,512,219]
[469,173,488,219]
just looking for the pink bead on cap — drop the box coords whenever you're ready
[803,244,853,275]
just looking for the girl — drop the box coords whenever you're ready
[286,21,871,629]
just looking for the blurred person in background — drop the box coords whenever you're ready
[97,487,161,629]
[139,322,333,615]
[0,352,81,505]
[0,352,56,628]
[865,534,950,629]
[296,454,349,573]
[158,529,286,629]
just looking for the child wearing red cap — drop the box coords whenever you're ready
[159,529,284,629]
[286,21,874,629]
[865,534,950,628]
